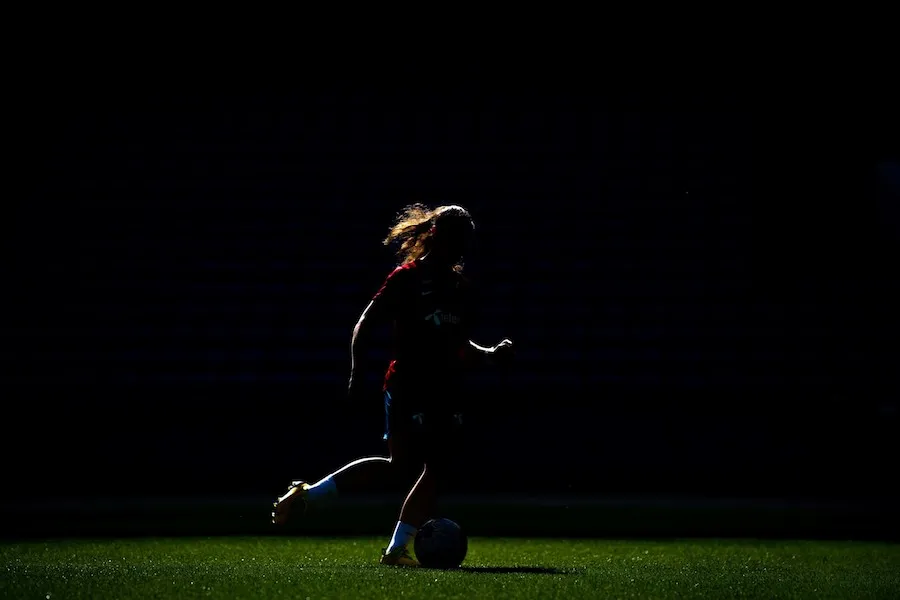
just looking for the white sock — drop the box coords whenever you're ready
[386,521,418,553]
[305,475,338,504]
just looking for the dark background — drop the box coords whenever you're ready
[4,92,898,512]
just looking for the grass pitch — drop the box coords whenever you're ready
[2,537,898,599]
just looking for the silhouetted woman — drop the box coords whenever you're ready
[273,204,513,566]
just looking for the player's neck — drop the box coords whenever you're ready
[418,253,455,273]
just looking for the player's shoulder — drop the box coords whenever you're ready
[385,261,417,283]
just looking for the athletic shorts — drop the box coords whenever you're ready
[383,387,464,464]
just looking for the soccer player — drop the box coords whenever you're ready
[272,204,513,567]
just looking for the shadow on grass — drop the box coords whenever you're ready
[456,566,569,575]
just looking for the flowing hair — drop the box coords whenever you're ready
[383,203,472,273]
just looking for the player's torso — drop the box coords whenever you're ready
[391,263,471,374]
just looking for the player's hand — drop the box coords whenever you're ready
[490,338,515,365]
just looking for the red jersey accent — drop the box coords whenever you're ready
[371,260,474,391]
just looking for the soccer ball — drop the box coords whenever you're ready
[414,518,468,569]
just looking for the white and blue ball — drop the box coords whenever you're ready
[414,518,468,568]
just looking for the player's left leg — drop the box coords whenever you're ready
[393,413,464,534]
[381,411,463,567]
[379,415,428,567]
[380,463,433,567]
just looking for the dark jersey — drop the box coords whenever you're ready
[370,259,475,392]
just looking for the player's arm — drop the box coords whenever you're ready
[349,303,373,379]
[349,267,407,392]
[349,300,390,377]
[465,338,514,367]
[460,279,513,367]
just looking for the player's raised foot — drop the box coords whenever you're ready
[380,546,420,567]
[272,481,310,525]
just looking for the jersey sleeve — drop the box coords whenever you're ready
[368,265,410,320]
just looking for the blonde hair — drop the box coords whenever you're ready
[383,204,472,272]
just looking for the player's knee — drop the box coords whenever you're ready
[388,449,422,479]
[422,459,446,481]
[425,448,463,487]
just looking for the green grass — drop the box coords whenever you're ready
[2,537,898,599]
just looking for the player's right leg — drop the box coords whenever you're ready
[272,457,394,525]
[272,390,401,526]
[271,480,311,525]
